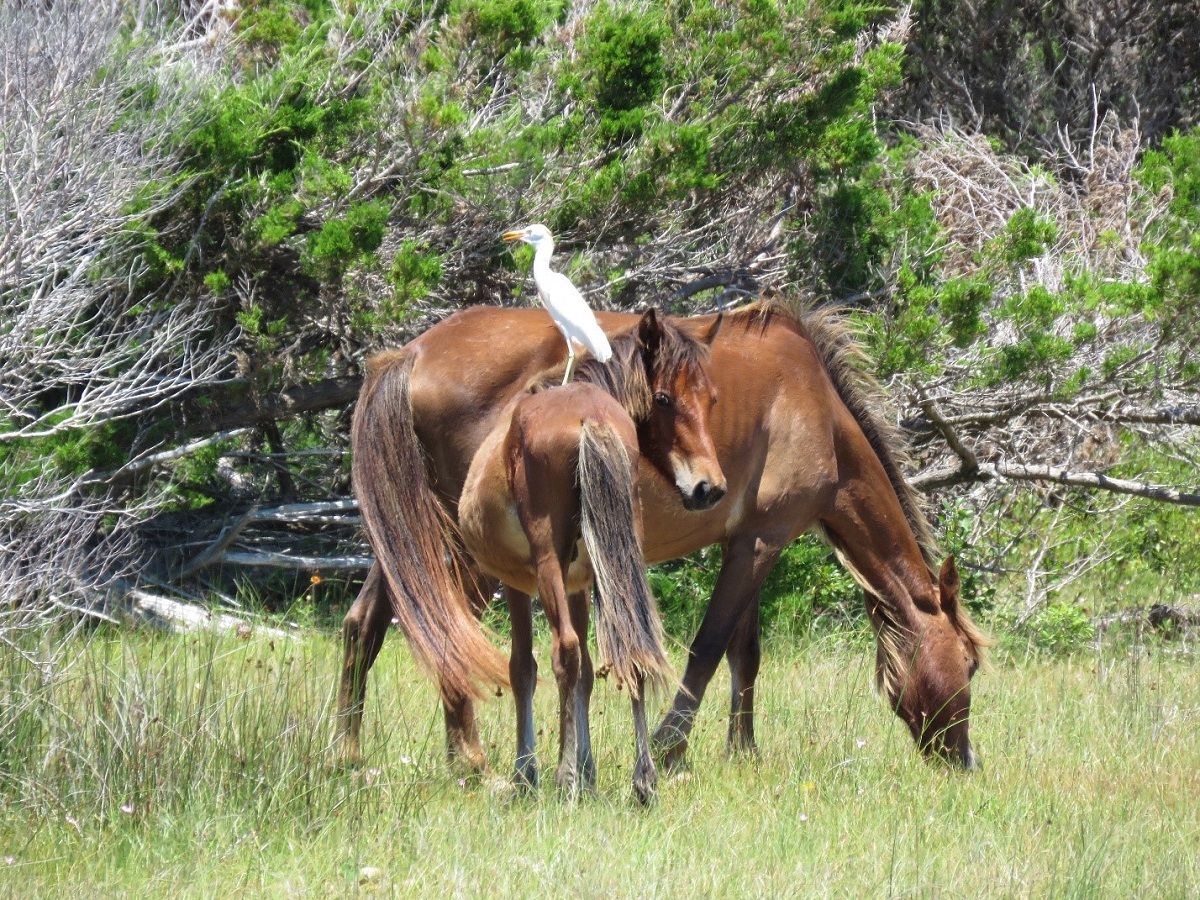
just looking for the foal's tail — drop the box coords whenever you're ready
[577,421,673,699]
[351,351,509,702]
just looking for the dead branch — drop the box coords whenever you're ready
[912,459,1200,506]
[220,551,373,571]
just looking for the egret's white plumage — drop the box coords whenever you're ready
[502,224,612,384]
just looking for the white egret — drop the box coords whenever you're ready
[502,224,612,385]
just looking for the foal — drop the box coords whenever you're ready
[456,310,722,802]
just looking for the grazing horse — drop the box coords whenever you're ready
[348,309,720,796]
[456,310,721,802]
[337,299,990,774]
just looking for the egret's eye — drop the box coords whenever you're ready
[653,392,672,408]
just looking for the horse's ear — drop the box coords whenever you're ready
[702,312,723,346]
[938,555,961,616]
[637,308,662,355]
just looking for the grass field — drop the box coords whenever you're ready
[0,621,1197,898]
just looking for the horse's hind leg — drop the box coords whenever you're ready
[543,572,581,798]
[335,564,391,767]
[507,587,538,792]
[726,597,762,755]
[568,588,596,791]
[444,565,498,774]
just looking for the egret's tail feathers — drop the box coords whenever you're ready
[586,325,613,363]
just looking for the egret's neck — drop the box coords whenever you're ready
[531,237,555,277]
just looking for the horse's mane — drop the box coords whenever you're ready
[542,317,712,423]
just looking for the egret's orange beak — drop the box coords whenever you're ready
[501,230,525,242]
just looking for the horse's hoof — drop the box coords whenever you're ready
[328,745,363,773]
[633,766,657,807]
[554,769,580,801]
[633,780,657,806]
[655,739,689,773]
[511,762,539,796]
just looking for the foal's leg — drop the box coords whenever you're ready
[653,534,782,770]
[334,565,391,767]
[630,673,657,805]
[541,566,581,797]
[726,596,762,755]
[568,588,596,791]
[512,424,582,797]
[507,587,538,791]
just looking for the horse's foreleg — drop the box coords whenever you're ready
[334,565,391,768]
[507,587,538,792]
[630,673,656,805]
[568,588,596,791]
[653,535,781,770]
[726,597,762,756]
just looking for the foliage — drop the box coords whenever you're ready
[1024,601,1096,653]
[899,0,1200,154]
[3,0,1198,635]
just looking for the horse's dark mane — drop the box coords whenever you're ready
[554,317,712,423]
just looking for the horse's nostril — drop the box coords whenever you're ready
[688,481,725,509]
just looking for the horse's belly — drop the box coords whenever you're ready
[460,493,539,595]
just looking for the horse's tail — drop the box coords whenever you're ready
[800,307,941,573]
[577,420,673,699]
[351,351,509,702]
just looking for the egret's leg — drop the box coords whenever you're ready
[562,345,577,385]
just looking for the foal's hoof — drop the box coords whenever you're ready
[447,750,491,778]
[554,769,581,802]
[327,743,363,773]
[632,764,657,807]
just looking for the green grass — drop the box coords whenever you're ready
[0,624,1197,897]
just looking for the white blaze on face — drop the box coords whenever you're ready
[669,451,694,498]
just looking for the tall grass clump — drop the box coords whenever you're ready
[0,627,446,893]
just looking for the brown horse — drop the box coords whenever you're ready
[337,299,990,773]
[456,310,721,802]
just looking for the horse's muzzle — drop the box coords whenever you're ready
[682,480,726,511]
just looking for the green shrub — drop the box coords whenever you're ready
[1026,601,1095,653]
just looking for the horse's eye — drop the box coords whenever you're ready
[653,392,672,408]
